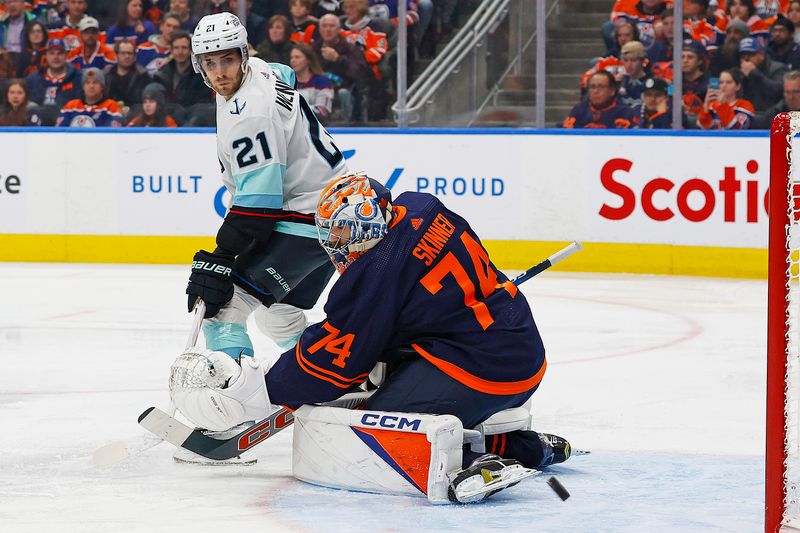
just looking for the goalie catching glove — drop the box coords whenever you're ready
[186,250,235,318]
[169,348,274,432]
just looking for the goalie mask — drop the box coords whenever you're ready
[316,172,393,273]
[191,12,249,90]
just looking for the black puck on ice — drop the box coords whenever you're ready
[547,476,570,501]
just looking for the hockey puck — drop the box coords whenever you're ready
[547,476,570,501]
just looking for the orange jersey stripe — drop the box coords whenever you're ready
[294,341,370,388]
[411,343,547,396]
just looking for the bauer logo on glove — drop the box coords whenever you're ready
[186,249,236,318]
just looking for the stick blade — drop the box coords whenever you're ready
[92,440,131,466]
[138,406,194,447]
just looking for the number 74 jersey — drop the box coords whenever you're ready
[266,192,547,409]
[215,57,347,215]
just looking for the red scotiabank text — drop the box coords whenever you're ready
[598,157,776,223]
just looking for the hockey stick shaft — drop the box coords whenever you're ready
[510,241,583,286]
[92,301,206,465]
[138,392,373,461]
[138,243,584,461]
[167,300,206,416]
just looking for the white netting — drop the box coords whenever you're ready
[784,113,800,529]
[169,349,229,396]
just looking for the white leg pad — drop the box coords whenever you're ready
[469,401,533,454]
[292,405,463,504]
[254,303,307,349]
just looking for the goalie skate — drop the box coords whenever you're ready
[447,455,538,503]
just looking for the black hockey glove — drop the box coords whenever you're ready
[186,250,235,318]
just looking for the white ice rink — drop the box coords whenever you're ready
[0,263,766,532]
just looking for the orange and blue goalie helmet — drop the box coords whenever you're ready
[316,172,393,273]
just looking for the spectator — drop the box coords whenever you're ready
[57,67,123,127]
[290,0,319,44]
[143,0,171,25]
[343,0,394,39]
[16,21,48,77]
[38,0,66,27]
[647,9,674,64]
[697,68,755,129]
[341,0,391,120]
[563,70,638,129]
[739,36,787,111]
[768,16,800,71]
[1,0,37,56]
[789,1,800,44]
[126,82,176,126]
[639,77,672,129]
[228,0,268,48]
[106,39,150,111]
[683,0,718,51]
[756,70,800,127]
[619,41,650,108]
[86,0,118,28]
[607,20,638,59]
[368,0,418,29]
[369,0,417,73]
[0,49,12,98]
[313,13,370,122]
[205,1,231,15]
[609,0,666,51]
[682,39,709,123]
[251,0,291,21]
[137,11,180,75]
[48,0,91,53]
[67,17,118,71]
[255,15,294,65]
[710,18,749,77]
[725,0,769,46]
[153,31,212,108]
[25,38,83,118]
[0,78,40,126]
[107,0,158,46]
[313,0,343,18]
[141,0,169,23]
[754,0,786,19]
[291,43,334,121]
[169,0,199,32]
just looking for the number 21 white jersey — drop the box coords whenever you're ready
[215,57,348,215]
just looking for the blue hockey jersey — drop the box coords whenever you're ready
[266,191,547,409]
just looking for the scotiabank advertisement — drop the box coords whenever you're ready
[0,130,774,250]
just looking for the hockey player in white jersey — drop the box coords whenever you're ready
[181,12,347,462]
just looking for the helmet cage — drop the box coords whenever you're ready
[315,173,391,273]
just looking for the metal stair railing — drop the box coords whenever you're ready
[391,0,513,126]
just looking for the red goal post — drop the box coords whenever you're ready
[768,112,800,532]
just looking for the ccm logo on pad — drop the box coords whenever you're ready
[361,413,422,431]
[191,261,232,276]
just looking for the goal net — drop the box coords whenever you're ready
[768,112,800,532]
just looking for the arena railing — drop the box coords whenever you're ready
[392,0,528,126]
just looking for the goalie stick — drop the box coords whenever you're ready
[137,241,585,461]
[92,301,206,466]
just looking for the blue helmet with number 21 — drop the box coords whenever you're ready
[316,172,394,273]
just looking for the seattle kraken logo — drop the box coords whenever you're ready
[230,98,246,115]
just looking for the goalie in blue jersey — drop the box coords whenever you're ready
[173,171,572,502]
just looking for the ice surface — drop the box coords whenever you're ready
[0,264,765,532]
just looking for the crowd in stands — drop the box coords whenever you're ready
[0,0,467,127]
[564,0,800,129]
